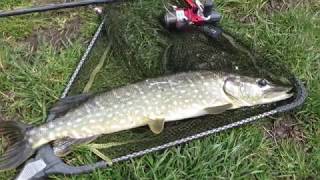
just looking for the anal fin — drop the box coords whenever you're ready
[53,136,98,157]
[146,117,165,134]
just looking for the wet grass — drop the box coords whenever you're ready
[0,0,319,179]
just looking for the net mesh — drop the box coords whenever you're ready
[60,1,296,163]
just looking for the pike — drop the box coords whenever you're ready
[0,71,292,170]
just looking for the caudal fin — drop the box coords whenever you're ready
[0,120,35,171]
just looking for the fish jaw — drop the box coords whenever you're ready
[223,75,293,107]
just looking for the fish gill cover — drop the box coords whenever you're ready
[61,0,295,164]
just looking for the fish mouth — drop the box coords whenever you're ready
[264,86,293,101]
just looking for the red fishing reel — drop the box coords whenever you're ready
[164,0,221,30]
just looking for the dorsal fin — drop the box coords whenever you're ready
[49,93,93,117]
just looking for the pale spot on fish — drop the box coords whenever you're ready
[89,119,96,123]
[48,132,56,140]
[192,103,199,107]
[108,113,113,118]
[73,134,83,139]
[76,119,82,123]
[111,125,120,129]
[156,94,161,98]
[95,101,102,108]
[196,73,205,79]
[128,101,133,105]
[48,123,54,128]
[29,129,36,135]
[56,127,62,131]
[62,131,69,136]
[82,127,92,133]
[98,112,105,117]
[85,105,92,113]
[187,78,194,84]
[96,126,105,132]
[180,90,186,93]
[113,91,120,98]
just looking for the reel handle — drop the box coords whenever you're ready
[203,0,214,17]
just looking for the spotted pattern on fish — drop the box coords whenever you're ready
[24,71,292,149]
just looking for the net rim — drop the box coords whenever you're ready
[43,18,307,175]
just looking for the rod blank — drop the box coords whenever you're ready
[0,0,117,18]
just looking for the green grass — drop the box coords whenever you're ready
[0,0,320,179]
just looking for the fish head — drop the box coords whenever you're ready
[223,75,293,107]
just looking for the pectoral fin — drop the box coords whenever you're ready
[146,118,165,134]
[204,103,233,114]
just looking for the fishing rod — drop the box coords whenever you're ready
[0,0,117,18]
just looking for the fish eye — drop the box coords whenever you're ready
[257,79,268,87]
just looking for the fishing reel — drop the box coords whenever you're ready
[163,0,221,32]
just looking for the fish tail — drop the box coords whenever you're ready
[0,120,35,171]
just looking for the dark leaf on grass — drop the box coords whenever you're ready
[264,115,305,143]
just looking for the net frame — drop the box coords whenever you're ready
[43,15,307,175]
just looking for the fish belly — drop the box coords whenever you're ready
[165,106,208,121]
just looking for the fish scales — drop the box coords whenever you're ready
[0,70,292,170]
[28,71,227,148]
